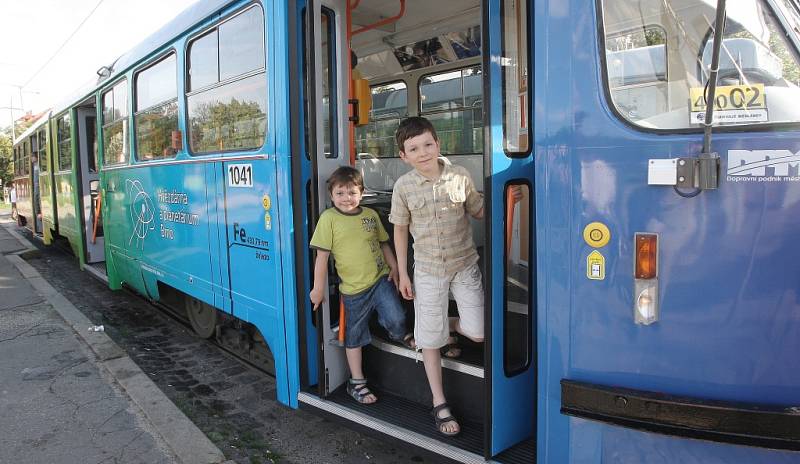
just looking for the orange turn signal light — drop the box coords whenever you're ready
[635,233,658,279]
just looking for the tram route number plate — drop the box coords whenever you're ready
[228,164,253,188]
[689,84,767,124]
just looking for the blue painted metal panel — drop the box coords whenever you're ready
[535,0,800,462]
[487,0,537,455]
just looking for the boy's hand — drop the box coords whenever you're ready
[398,274,414,300]
[387,266,399,287]
[310,287,324,310]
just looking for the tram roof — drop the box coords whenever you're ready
[51,0,233,115]
[14,111,51,146]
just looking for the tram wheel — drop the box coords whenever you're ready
[185,296,218,339]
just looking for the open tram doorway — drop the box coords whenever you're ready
[298,0,535,460]
[75,98,105,267]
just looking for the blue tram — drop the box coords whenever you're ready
[20,0,800,461]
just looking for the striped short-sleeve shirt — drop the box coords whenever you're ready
[389,160,483,276]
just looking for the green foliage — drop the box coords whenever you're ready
[0,135,12,188]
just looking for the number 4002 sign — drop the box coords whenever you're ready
[228,164,254,188]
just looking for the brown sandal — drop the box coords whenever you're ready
[432,403,460,436]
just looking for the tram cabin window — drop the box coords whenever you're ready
[419,66,483,155]
[135,53,179,161]
[601,0,800,130]
[102,79,129,167]
[57,114,72,172]
[187,5,267,154]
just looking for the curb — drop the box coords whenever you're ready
[2,222,229,464]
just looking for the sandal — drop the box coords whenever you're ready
[432,403,460,437]
[400,333,416,350]
[440,335,461,359]
[347,378,377,404]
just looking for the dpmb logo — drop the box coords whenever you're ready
[727,150,800,182]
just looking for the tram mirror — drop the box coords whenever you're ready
[171,130,183,151]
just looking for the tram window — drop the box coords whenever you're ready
[38,130,47,173]
[501,0,530,155]
[601,0,800,129]
[419,66,483,155]
[187,5,267,154]
[23,140,30,175]
[188,31,217,91]
[135,53,178,161]
[354,81,407,158]
[102,79,129,166]
[504,182,532,376]
[56,114,72,172]
[219,6,265,81]
[320,8,338,159]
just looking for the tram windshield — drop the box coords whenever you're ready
[601,0,800,129]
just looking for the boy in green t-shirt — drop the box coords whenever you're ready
[309,166,414,404]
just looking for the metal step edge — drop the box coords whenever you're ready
[298,392,492,464]
[369,339,484,378]
[83,263,109,283]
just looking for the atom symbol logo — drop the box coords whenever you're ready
[126,179,155,249]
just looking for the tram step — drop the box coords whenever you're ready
[298,386,485,464]
[362,339,486,425]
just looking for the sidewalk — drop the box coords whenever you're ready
[0,215,230,464]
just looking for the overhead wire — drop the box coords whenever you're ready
[22,0,106,89]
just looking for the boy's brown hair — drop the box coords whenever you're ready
[395,116,438,153]
[326,165,364,193]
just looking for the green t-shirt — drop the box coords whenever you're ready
[310,206,390,295]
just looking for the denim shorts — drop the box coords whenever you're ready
[343,277,408,348]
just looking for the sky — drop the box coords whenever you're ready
[0,0,199,131]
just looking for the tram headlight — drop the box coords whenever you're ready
[634,283,659,325]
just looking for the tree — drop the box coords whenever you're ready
[0,135,12,190]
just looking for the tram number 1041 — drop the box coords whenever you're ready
[228,164,254,188]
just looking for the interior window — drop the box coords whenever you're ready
[354,81,407,158]
[102,79,129,166]
[601,0,800,129]
[135,54,178,160]
[57,114,72,172]
[187,5,267,154]
[419,66,483,154]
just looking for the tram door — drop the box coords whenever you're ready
[76,106,104,264]
[306,0,350,396]
[486,0,536,455]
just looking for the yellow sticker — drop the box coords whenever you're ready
[264,212,272,231]
[262,194,272,211]
[587,250,605,281]
[689,84,765,112]
[583,222,610,248]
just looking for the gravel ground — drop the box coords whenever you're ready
[22,235,441,464]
